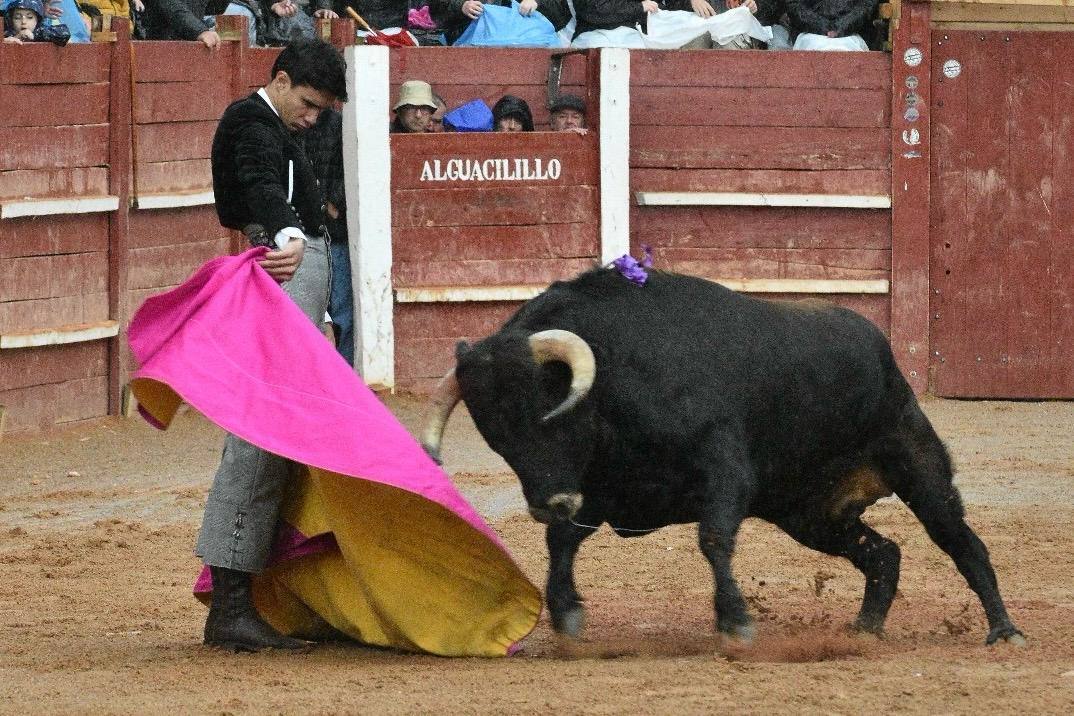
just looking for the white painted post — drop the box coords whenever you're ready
[598,48,631,266]
[342,45,394,390]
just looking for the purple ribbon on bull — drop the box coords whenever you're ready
[611,244,654,286]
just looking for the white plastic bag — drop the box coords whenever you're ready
[643,7,771,49]
[792,32,869,52]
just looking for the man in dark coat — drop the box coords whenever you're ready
[432,0,570,45]
[202,38,347,652]
[785,0,877,43]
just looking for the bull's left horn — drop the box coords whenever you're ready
[421,368,461,464]
[529,329,596,422]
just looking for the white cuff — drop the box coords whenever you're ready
[274,227,307,250]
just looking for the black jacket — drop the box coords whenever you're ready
[211,92,327,246]
[785,0,877,37]
[337,0,409,31]
[573,0,650,37]
[432,0,571,45]
[144,0,217,40]
[301,108,347,243]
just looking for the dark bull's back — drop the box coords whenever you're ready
[424,267,1025,647]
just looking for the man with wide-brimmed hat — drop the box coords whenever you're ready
[391,79,439,133]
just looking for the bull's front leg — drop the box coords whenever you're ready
[698,454,757,644]
[545,520,596,637]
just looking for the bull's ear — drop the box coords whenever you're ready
[455,340,471,360]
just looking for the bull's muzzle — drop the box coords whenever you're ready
[528,492,583,524]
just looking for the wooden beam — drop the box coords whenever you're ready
[635,191,891,208]
[107,17,133,416]
[133,191,215,210]
[598,48,631,265]
[395,286,546,303]
[0,320,120,350]
[931,2,1074,25]
[0,196,120,219]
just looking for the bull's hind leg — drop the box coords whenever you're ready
[546,520,596,637]
[777,514,901,634]
[880,405,1025,645]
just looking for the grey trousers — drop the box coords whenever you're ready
[196,237,330,572]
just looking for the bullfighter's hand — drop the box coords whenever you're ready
[258,238,305,283]
[690,0,716,18]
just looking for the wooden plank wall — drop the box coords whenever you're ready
[629,51,894,332]
[391,128,601,392]
[0,43,114,430]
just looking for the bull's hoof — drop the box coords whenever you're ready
[552,607,586,638]
[851,615,886,636]
[718,622,756,646]
[986,624,1027,647]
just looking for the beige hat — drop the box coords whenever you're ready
[393,80,437,111]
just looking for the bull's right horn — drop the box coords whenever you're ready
[421,368,461,464]
[529,329,596,422]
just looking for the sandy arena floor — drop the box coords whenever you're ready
[1,396,1072,714]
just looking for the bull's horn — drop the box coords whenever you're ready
[421,368,461,464]
[529,329,596,422]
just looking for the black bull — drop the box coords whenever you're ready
[422,268,1025,646]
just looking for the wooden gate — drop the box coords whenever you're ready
[930,30,1074,398]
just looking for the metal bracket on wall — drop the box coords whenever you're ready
[547,49,588,108]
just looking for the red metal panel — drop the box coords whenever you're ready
[630,50,890,90]
[2,83,110,127]
[0,214,109,258]
[0,168,109,200]
[632,126,890,171]
[1,125,110,171]
[0,42,109,84]
[631,168,891,195]
[630,206,891,251]
[631,86,890,129]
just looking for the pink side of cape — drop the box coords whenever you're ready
[128,249,513,570]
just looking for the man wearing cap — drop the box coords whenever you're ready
[391,80,439,133]
[549,94,587,134]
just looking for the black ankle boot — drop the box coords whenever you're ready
[203,566,309,652]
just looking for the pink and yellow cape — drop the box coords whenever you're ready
[127,248,541,656]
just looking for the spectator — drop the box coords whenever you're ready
[142,0,258,48]
[427,93,448,132]
[572,0,659,40]
[301,107,355,366]
[548,93,586,132]
[432,0,570,45]
[492,94,533,132]
[3,0,70,44]
[785,0,877,49]
[673,0,755,48]
[390,79,438,133]
[260,0,337,45]
[2,0,88,41]
[337,0,407,32]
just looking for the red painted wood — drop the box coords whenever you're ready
[107,19,134,415]
[3,83,110,127]
[133,41,234,83]
[1051,42,1074,396]
[242,47,282,90]
[0,168,109,201]
[392,185,597,228]
[133,80,233,124]
[0,377,109,432]
[0,342,108,392]
[394,302,519,339]
[396,337,472,379]
[391,132,598,189]
[134,122,216,163]
[0,252,108,302]
[631,50,890,91]
[631,206,891,250]
[632,126,890,171]
[631,168,891,195]
[0,293,109,334]
[128,206,227,249]
[631,86,890,129]
[655,247,889,280]
[127,238,231,290]
[0,42,109,84]
[1,125,110,171]
[0,214,109,258]
[135,158,212,195]
[392,257,596,288]
[394,224,598,262]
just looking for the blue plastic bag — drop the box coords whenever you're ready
[453,1,560,48]
[443,99,493,132]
